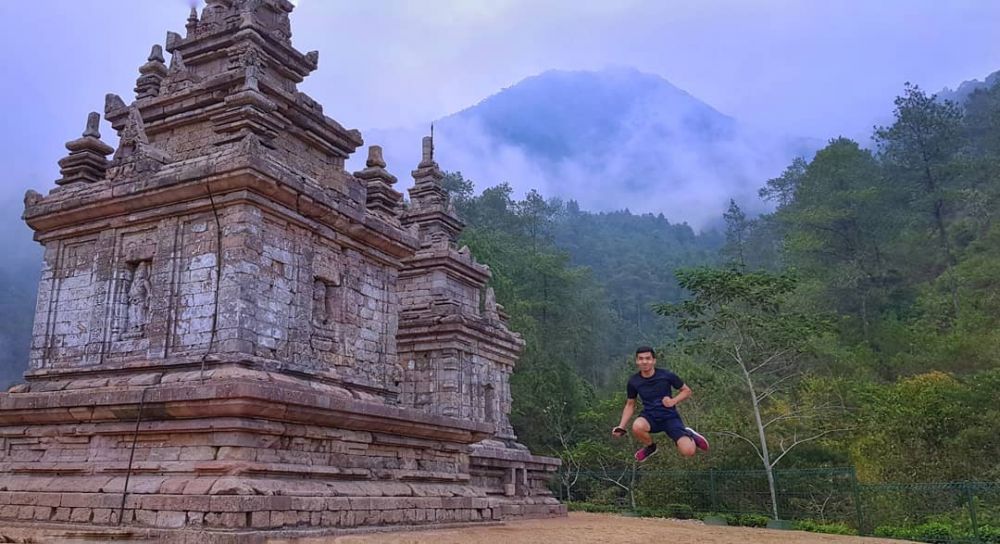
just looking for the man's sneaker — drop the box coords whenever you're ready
[634,443,658,462]
[686,427,710,451]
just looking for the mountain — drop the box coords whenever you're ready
[360,67,819,228]
[0,198,41,390]
[938,69,1000,104]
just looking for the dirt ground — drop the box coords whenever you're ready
[284,512,908,544]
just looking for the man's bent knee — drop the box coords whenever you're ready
[632,418,650,433]
[677,437,696,457]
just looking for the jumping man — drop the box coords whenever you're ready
[612,346,709,461]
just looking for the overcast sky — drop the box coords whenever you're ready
[1,0,998,205]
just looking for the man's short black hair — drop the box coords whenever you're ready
[635,346,656,358]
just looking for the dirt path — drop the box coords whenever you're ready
[279,512,908,544]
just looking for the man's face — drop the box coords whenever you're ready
[635,351,656,373]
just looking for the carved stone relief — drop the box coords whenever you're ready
[121,260,152,339]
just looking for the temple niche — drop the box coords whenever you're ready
[0,0,562,541]
[123,260,153,338]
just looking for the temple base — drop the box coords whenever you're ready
[0,366,564,540]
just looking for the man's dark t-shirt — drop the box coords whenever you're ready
[627,368,685,419]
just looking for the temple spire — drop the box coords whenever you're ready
[135,45,167,99]
[186,6,199,33]
[354,145,403,222]
[55,112,114,186]
[402,133,464,246]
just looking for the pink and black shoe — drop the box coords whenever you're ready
[686,427,710,451]
[634,443,658,462]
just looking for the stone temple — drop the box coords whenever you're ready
[0,1,563,540]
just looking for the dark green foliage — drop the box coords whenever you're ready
[549,204,722,355]
[442,171,721,457]
[447,74,1000,487]
[634,503,695,519]
[874,522,958,543]
[566,502,621,513]
[726,513,770,527]
[981,525,1000,544]
[793,520,857,535]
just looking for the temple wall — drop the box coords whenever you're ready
[28,202,401,399]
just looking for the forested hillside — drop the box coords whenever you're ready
[449,80,1000,485]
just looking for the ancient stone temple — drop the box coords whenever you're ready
[0,1,563,541]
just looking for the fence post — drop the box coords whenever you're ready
[849,467,865,535]
[965,483,981,543]
[709,469,718,512]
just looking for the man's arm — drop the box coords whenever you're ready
[662,384,692,408]
[612,398,636,436]
[618,398,635,428]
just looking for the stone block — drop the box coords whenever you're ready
[92,508,113,524]
[155,510,187,528]
[250,510,271,528]
[69,507,91,522]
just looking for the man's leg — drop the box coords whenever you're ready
[665,419,697,457]
[631,417,658,462]
[675,436,697,457]
[631,417,653,446]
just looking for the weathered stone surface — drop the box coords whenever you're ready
[1,0,562,538]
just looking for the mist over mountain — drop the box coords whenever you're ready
[361,67,820,229]
[0,199,41,389]
[938,69,1000,104]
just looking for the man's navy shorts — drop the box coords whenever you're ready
[642,412,691,443]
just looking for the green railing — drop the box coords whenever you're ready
[557,467,1000,542]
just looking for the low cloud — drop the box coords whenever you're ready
[357,78,816,230]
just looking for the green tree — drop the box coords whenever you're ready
[760,157,808,210]
[657,267,846,518]
[875,84,964,319]
[722,199,749,270]
[777,138,901,342]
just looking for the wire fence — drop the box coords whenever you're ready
[558,467,1000,542]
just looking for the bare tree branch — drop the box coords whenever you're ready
[769,428,853,468]
[749,347,792,375]
[713,430,765,463]
[755,371,803,402]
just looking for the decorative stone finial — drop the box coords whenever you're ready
[354,145,402,221]
[165,31,183,50]
[403,132,464,246]
[367,146,386,169]
[136,45,168,99]
[83,112,101,138]
[23,189,43,208]
[114,106,150,162]
[106,105,170,180]
[168,47,186,73]
[420,135,434,166]
[56,112,114,186]
[148,44,165,63]
[484,287,500,321]
[105,93,127,115]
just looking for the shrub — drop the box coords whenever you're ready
[665,503,695,519]
[725,513,770,527]
[793,520,857,535]
[874,521,960,543]
[979,525,1000,544]
[874,525,911,539]
[633,503,695,520]
[910,521,957,543]
[567,501,621,513]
